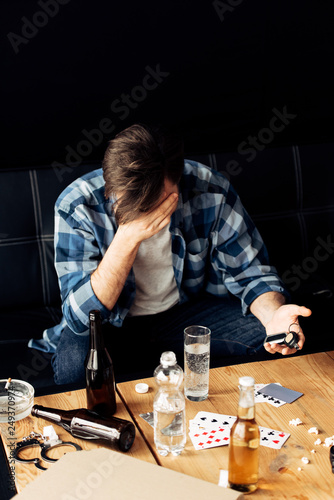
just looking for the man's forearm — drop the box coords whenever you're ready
[249,291,286,327]
[91,230,140,311]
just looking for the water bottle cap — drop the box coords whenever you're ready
[135,383,149,394]
[239,376,255,387]
[160,351,177,367]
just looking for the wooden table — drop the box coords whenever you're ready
[117,351,334,499]
[0,389,157,495]
[1,351,334,498]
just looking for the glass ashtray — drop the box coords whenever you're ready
[0,379,34,422]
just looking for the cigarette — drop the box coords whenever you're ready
[5,378,12,390]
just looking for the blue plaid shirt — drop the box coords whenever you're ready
[29,160,286,353]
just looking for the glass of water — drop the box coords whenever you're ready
[184,326,211,401]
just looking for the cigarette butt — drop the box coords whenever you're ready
[5,378,12,390]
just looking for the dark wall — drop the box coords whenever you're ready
[1,0,334,169]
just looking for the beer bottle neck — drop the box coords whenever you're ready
[89,312,104,351]
[31,404,74,431]
[32,404,62,422]
[237,386,255,420]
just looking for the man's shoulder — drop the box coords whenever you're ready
[183,159,230,191]
[56,167,106,212]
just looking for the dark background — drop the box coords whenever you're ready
[1,0,333,169]
[1,6,334,497]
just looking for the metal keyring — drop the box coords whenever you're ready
[289,323,300,334]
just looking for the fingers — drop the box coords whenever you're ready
[264,341,298,356]
[156,192,178,225]
[297,306,312,317]
[264,327,305,356]
[286,304,312,319]
[159,191,179,211]
[128,192,178,240]
[145,192,178,231]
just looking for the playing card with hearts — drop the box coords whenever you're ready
[188,412,290,450]
[188,412,237,450]
[259,426,290,449]
[188,426,232,450]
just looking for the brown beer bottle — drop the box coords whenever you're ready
[31,405,136,452]
[228,376,259,494]
[85,310,116,415]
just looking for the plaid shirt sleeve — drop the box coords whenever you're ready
[54,202,111,333]
[52,172,115,334]
[178,161,288,315]
[208,182,288,314]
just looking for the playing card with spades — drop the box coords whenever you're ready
[254,383,286,407]
[188,411,290,450]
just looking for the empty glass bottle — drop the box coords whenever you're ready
[31,404,135,452]
[85,310,116,415]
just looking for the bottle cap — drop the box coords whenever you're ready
[135,383,149,394]
[160,351,177,367]
[239,376,255,387]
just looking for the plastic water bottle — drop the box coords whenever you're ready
[153,351,186,456]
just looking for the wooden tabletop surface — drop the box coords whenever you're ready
[117,351,334,499]
[0,388,157,494]
[1,351,334,498]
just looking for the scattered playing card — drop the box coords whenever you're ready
[189,412,290,450]
[254,383,286,407]
[139,412,155,427]
[188,412,237,450]
[190,411,237,429]
[141,410,290,451]
[189,426,231,450]
[258,383,303,404]
[259,426,290,449]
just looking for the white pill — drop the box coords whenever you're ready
[135,383,149,394]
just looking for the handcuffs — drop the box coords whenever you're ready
[14,431,82,471]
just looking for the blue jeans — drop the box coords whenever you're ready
[52,294,268,385]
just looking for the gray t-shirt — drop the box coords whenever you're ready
[128,223,180,316]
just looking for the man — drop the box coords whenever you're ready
[30,123,311,384]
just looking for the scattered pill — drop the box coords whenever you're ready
[135,383,149,394]
[289,418,303,426]
[323,436,334,447]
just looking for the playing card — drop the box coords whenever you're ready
[257,383,303,404]
[189,425,231,450]
[190,411,237,429]
[139,412,155,427]
[141,410,290,451]
[254,383,286,407]
[188,412,237,450]
[259,426,290,449]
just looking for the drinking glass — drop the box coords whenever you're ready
[184,326,211,401]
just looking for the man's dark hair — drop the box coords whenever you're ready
[102,123,184,224]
